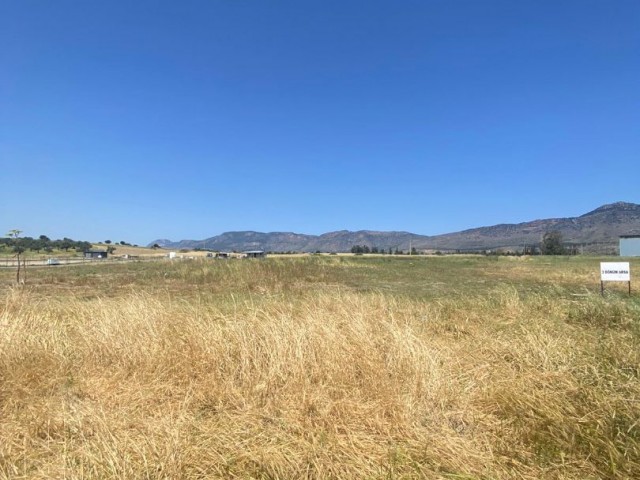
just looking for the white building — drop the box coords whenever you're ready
[620,235,640,256]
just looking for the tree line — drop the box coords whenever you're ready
[350,245,419,255]
[0,234,93,254]
[351,231,575,256]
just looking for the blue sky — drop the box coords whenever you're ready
[1,0,638,244]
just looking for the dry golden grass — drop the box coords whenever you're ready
[0,256,639,478]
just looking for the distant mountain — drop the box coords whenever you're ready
[415,202,640,252]
[150,202,640,253]
[151,230,423,253]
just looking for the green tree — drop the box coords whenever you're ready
[60,238,73,251]
[540,231,565,255]
[76,241,92,252]
[351,244,372,254]
[6,229,24,283]
[32,238,45,253]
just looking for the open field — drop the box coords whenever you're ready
[1,256,639,479]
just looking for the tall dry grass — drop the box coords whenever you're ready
[0,257,639,478]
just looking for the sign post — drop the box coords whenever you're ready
[600,262,631,296]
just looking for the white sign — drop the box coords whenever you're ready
[600,262,630,282]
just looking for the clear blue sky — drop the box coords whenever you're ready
[2,0,638,245]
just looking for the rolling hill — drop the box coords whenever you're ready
[150,202,640,253]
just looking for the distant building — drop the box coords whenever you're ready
[84,250,108,259]
[619,235,640,256]
[243,250,266,259]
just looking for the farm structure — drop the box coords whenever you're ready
[243,250,266,259]
[84,250,108,259]
[620,235,640,256]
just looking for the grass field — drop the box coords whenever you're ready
[1,255,639,479]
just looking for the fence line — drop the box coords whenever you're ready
[0,256,167,268]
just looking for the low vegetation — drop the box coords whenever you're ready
[0,233,93,255]
[1,256,638,478]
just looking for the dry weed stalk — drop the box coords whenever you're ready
[0,258,638,478]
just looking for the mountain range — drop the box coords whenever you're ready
[150,202,640,254]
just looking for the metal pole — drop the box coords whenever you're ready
[601,281,604,296]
